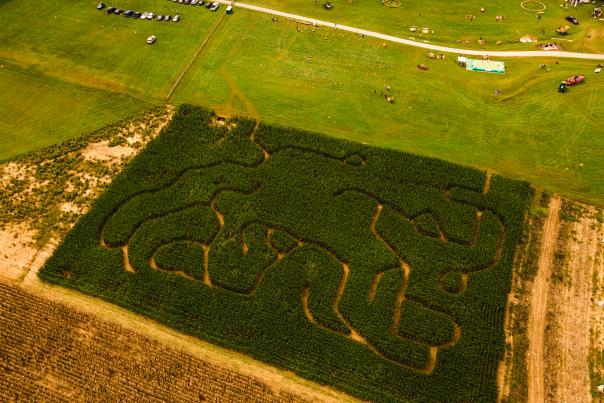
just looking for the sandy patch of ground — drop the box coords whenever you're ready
[0,223,39,282]
[81,141,135,162]
[520,35,538,43]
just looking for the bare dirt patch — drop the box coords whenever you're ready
[0,223,39,281]
[81,140,135,161]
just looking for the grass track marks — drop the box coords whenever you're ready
[166,13,227,100]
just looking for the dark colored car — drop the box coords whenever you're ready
[106,7,116,14]
[205,1,213,8]
[565,15,579,25]
[199,1,206,5]
[114,9,123,15]
[96,2,105,10]
[132,11,142,18]
[124,10,134,17]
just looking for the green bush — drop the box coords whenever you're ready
[40,105,531,402]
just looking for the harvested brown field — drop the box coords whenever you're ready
[0,282,320,402]
[0,107,354,402]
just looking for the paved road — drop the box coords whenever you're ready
[218,1,604,60]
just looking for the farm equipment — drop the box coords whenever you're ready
[564,74,585,85]
[558,82,567,93]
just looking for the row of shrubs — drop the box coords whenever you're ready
[40,104,531,402]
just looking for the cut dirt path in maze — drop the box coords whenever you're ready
[527,195,561,403]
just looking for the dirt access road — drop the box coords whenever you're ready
[527,196,561,403]
[216,1,604,60]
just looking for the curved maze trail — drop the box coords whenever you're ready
[97,125,507,374]
[39,105,534,402]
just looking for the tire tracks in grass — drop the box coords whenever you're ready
[165,13,228,101]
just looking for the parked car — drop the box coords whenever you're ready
[199,1,206,5]
[226,5,233,14]
[132,11,142,18]
[157,14,164,21]
[324,2,332,10]
[184,0,190,4]
[210,2,219,11]
[96,2,105,10]
[566,15,579,25]
[165,14,171,21]
[106,7,116,14]
[173,14,180,22]
[191,0,199,5]
[124,10,134,17]
[147,35,156,44]
[141,12,149,19]
[147,12,155,20]
[114,9,123,15]
[205,1,213,8]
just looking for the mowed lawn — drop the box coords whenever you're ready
[0,63,147,161]
[1,1,603,204]
[172,10,604,205]
[240,0,604,52]
[0,0,219,160]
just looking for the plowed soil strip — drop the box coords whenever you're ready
[527,195,561,403]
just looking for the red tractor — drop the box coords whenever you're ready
[564,74,585,85]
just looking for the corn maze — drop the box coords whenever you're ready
[40,105,531,402]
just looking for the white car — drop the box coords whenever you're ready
[147,35,156,44]
[191,0,198,4]
[157,15,163,21]
[210,2,219,11]
[147,12,155,20]
[141,12,149,19]
[172,14,180,22]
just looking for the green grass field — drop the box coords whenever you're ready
[1,1,603,205]
[0,0,219,160]
[172,10,604,205]
[40,105,531,402]
[240,0,604,52]
[0,62,148,161]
